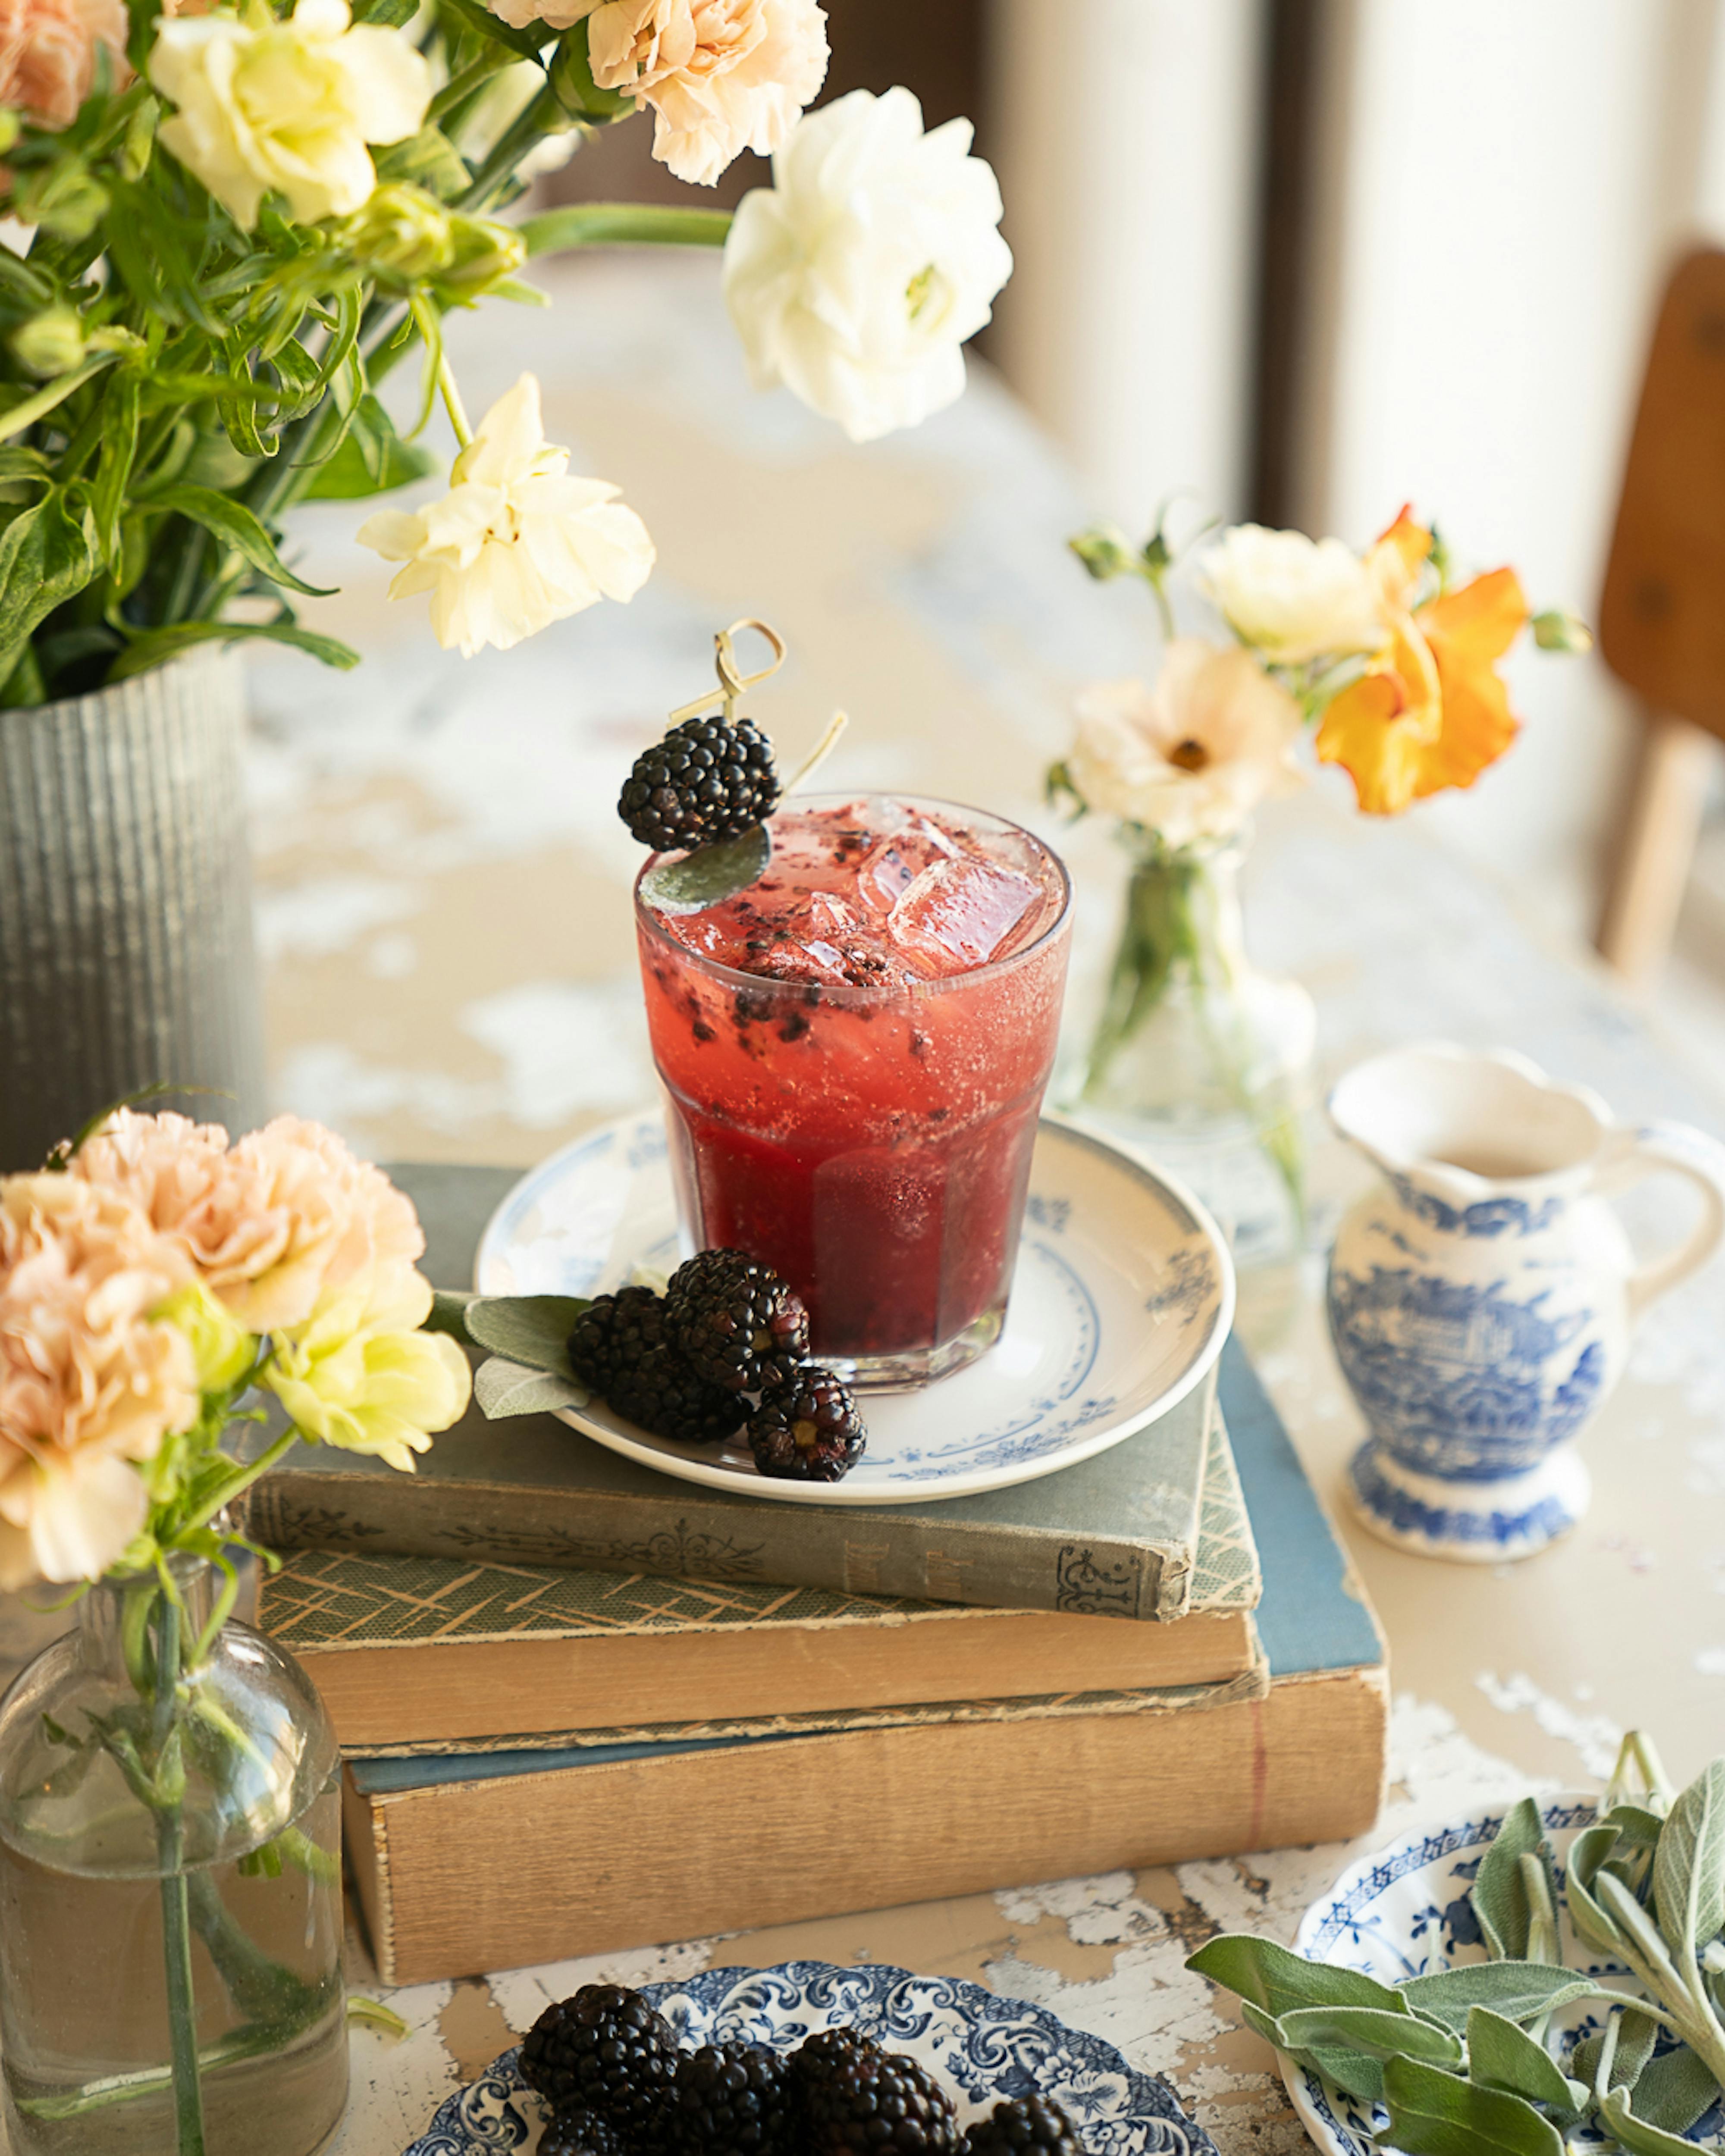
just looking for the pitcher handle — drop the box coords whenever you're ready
[1594,1121,1725,1316]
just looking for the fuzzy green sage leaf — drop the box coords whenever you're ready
[640,824,771,915]
[464,1294,590,1378]
[1398,1965,1601,2034]
[1600,2083,1715,2156]
[472,1357,591,1420]
[1471,1798,1559,1963]
[1382,2053,1564,2156]
[1464,2006,1585,2114]
[1279,2006,1461,2067]
[1185,1936,1409,2020]
[1654,1759,1725,1968]
[1631,2042,1724,2135]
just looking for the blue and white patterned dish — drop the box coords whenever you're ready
[1286,1796,1725,2156]
[402,1958,1218,2155]
[474,1108,1233,1506]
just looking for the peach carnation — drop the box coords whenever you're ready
[0,0,130,129]
[0,1175,196,1588]
[498,0,828,187]
[74,1109,425,1335]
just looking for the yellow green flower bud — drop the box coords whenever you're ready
[345,182,455,282]
[13,305,85,379]
[0,110,20,158]
[1069,525,1140,583]
[1532,607,1593,655]
[440,214,527,293]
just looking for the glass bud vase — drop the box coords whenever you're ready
[1077,829,1317,1268]
[0,1556,348,2156]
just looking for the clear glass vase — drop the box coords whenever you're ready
[1076,828,1317,1268]
[0,1556,348,2156]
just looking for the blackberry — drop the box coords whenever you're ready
[666,1248,810,1392]
[619,714,779,852]
[609,1342,746,1445]
[962,2093,1086,2153]
[568,1285,665,1395]
[665,2040,794,2154]
[795,2028,960,2154]
[747,1367,866,1482]
[517,1984,677,2139]
[539,2111,630,2156]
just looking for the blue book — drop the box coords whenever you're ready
[343,1338,1387,1984]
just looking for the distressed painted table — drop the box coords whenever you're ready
[7,254,1725,2154]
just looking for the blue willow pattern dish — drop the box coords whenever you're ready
[1288,1799,1725,2156]
[402,1959,1219,2155]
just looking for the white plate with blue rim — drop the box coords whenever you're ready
[473,1106,1233,1506]
[1286,1796,1725,2156]
[401,1958,1218,2155]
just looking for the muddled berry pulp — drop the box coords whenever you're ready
[635,797,1070,1366]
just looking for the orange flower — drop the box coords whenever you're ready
[1316,508,1529,815]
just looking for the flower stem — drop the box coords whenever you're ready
[151,1596,207,2156]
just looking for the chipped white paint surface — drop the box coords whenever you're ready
[8,253,1704,2152]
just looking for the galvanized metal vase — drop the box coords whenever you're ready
[0,649,265,1170]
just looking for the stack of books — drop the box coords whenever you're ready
[243,1166,1388,1986]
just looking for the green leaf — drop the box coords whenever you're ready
[90,370,139,574]
[1600,2083,1713,2156]
[1280,2007,1463,2067]
[106,618,361,682]
[351,0,418,22]
[1567,1822,1632,1959]
[1605,1805,1670,1852]
[1471,1799,1558,1962]
[1571,2008,1661,2098]
[1463,2009,1583,2113]
[1654,1760,1725,1968]
[300,396,438,500]
[1399,1966,1603,2034]
[520,201,733,255]
[548,22,633,118]
[373,124,472,202]
[473,1355,591,1419]
[0,490,97,689]
[1239,1999,1388,2103]
[640,824,771,913]
[1186,1937,1410,2020]
[137,484,333,597]
[0,352,117,442]
[463,1294,589,1377]
[437,0,550,59]
[1382,2055,1565,2156]
[423,1290,476,1344]
[1632,2043,1722,2134]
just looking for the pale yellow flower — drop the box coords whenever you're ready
[149,0,432,231]
[1069,640,1304,849]
[264,1261,471,1473]
[1196,523,1388,667]
[0,1175,196,1588]
[357,374,655,657]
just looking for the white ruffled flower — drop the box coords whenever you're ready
[149,0,432,231]
[1068,640,1304,849]
[1196,523,1388,667]
[722,85,1011,443]
[357,374,656,658]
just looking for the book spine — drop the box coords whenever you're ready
[242,1473,1171,1620]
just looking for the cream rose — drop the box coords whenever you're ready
[1068,641,1304,850]
[1196,523,1388,667]
[358,373,655,658]
[149,0,432,231]
[0,0,129,129]
[0,1175,197,1588]
[723,85,1011,443]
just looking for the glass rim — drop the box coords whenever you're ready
[633,790,1074,1003]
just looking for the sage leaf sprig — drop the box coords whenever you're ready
[421,1288,593,1419]
[1186,1731,1725,2156]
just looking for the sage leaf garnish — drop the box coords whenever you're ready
[1398,1965,1600,2033]
[1571,2006,1660,2097]
[1601,2084,1710,2156]
[1464,2008,1585,2115]
[1383,2053,1565,2156]
[1472,1797,1557,1962]
[640,824,771,915]
[473,1357,592,1420]
[1653,1759,1725,1967]
[463,1294,590,1379]
[1633,2043,1724,2135]
[1185,1936,1408,2019]
[1280,2006,1462,2067]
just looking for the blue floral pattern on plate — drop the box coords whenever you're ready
[1288,1799,1724,2156]
[401,1960,1219,2156]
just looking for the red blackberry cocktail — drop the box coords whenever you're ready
[635,795,1072,1388]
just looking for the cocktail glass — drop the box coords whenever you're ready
[634,794,1073,1389]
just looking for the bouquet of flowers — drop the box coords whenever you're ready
[0,0,1012,694]
[0,1108,470,2150]
[1051,506,1586,1255]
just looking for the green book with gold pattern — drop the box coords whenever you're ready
[258,1410,1262,1756]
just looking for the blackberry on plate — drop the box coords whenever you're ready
[665,2040,794,2154]
[538,2110,630,2156]
[962,2093,1086,2153]
[619,714,779,852]
[747,1367,866,1482]
[568,1285,665,1395]
[666,1248,810,1392]
[795,2028,960,2154]
[518,1984,677,2137]
[608,1342,746,1446]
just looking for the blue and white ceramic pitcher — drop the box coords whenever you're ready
[1327,1043,1725,1561]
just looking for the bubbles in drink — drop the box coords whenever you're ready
[885,857,1044,973]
